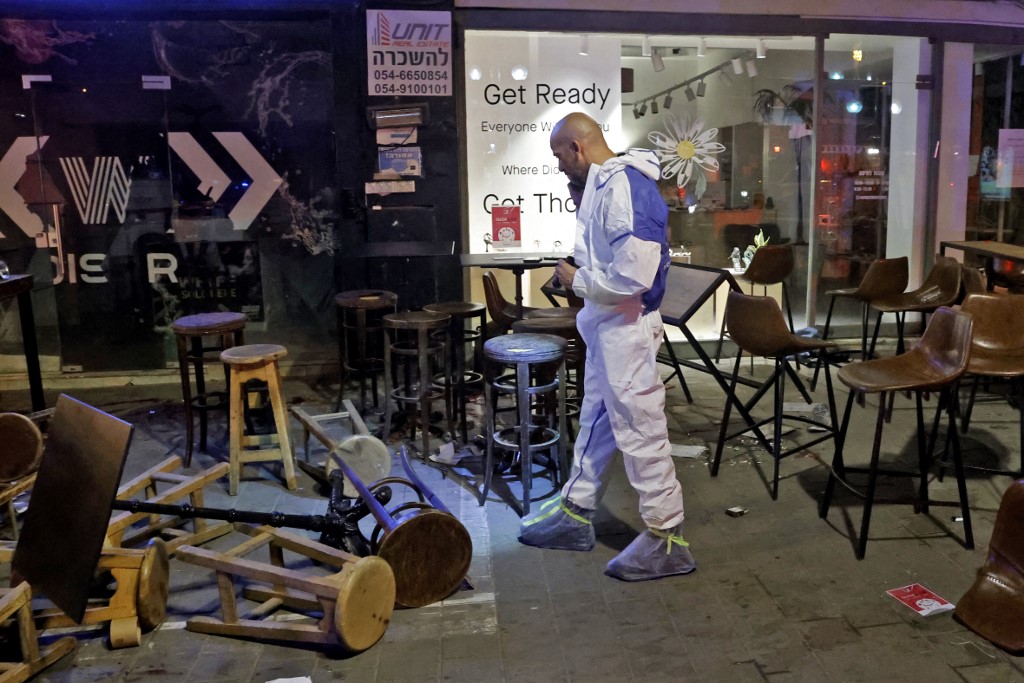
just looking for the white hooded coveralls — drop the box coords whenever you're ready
[562,149,685,530]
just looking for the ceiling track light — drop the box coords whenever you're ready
[642,35,652,57]
[684,85,696,102]
[638,101,647,116]
[697,37,707,58]
[651,49,665,72]
[732,57,744,75]
[746,59,758,78]
[696,80,706,97]
[663,92,673,109]
[633,106,641,119]
[756,39,766,59]
[719,69,733,87]
[650,99,659,114]
[579,35,589,56]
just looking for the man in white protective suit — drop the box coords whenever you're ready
[518,111,697,581]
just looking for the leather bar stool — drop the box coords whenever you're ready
[481,332,568,515]
[171,311,247,466]
[819,307,974,559]
[712,291,839,500]
[382,310,454,458]
[220,344,297,496]
[810,256,908,390]
[955,479,1024,653]
[715,244,795,362]
[868,255,961,357]
[424,301,486,446]
[482,271,537,337]
[335,289,398,412]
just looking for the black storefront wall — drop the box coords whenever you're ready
[0,0,462,376]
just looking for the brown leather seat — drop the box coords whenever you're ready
[955,479,1024,654]
[539,273,585,309]
[955,293,1024,477]
[960,265,988,296]
[869,255,962,356]
[715,244,795,361]
[482,271,537,337]
[820,306,974,559]
[811,257,909,390]
[713,291,838,500]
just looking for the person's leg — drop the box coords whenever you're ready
[603,313,695,580]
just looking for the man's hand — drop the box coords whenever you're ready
[555,258,578,291]
[567,181,585,209]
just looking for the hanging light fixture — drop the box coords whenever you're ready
[638,101,647,116]
[684,84,696,102]
[663,92,673,108]
[642,36,652,57]
[651,48,665,72]
[746,59,758,77]
[756,39,767,59]
[696,80,706,97]
[732,58,744,75]
[697,37,707,58]
[579,35,589,56]
[719,69,733,87]
[650,99,659,114]
[633,105,642,119]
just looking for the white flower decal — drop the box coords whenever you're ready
[648,112,726,199]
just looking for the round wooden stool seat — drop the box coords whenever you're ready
[526,307,580,320]
[220,344,288,366]
[171,311,248,466]
[219,343,295,495]
[171,311,247,336]
[424,301,486,318]
[383,310,450,330]
[335,289,398,311]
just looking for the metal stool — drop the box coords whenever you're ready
[171,312,247,466]
[382,311,453,458]
[335,290,398,412]
[513,315,585,439]
[482,333,568,515]
[220,344,297,496]
[424,301,486,445]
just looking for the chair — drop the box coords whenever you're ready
[539,273,586,309]
[482,270,537,337]
[960,265,988,297]
[953,293,1024,477]
[868,255,962,357]
[424,301,486,446]
[715,244,795,362]
[954,479,1024,654]
[712,291,839,500]
[810,256,908,390]
[335,289,398,412]
[819,307,974,559]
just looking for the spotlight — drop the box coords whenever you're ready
[511,65,528,81]
[756,39,766,59]
[638,101,647,116]
[684,85,696,102]
[650,99,659,114]
[746,59,758,77]
[469,67,481,81]
[732,58,744,75]
[633,106,641,119]
[696,80,706,97]
[651,49,665,72]
[719,69,733,87]
[579,35,589,56]
[642,36,652,57]
[663,92,673,108]
[697,37,707,58]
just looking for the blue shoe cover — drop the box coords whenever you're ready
[518,498,595,551]
[605,527,696,581]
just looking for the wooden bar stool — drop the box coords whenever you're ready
[220,344,297,496]
[171,312,247,466]
[382,311,453,458]
[424,301,486,445]
[481,333,568,515]
[335,290,398,412]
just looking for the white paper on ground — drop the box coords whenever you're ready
[429,442,463,465]
[265,678,313,683]
[782,402,827,413]
[670,444,708,459]
[741,425,796,440]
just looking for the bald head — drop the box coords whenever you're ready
[549,112,615,188]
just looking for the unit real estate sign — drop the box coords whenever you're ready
[463,32,622,254]
[367,10,452,97]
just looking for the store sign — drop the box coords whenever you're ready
[464,32,622,254]
[367,10,451,97]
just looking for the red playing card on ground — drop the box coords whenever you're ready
[886,583,955,616]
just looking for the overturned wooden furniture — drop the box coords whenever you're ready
[108,456,233,554]
[176,524,394,652]
[292,407,472,608]
[293,401,391,497]
[9,394,170,648]
[0,582,76,682]
[0,412,44,541]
